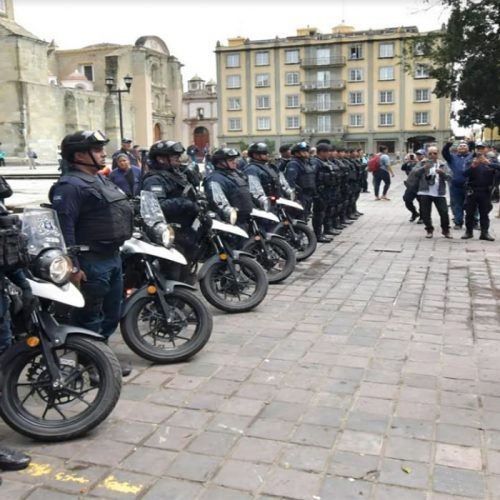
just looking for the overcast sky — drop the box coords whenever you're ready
[14,0,450,86]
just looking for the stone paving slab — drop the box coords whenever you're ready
[3,172,500,498]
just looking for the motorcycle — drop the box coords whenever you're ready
[120,191,213,363]
[272,197,317,261]
[0,208,121,441]
[242,208,296,284]
[190,205,269,313]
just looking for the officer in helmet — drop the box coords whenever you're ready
[204,148,255,228]
[285,141,316,220]
[141,141,200,276]
[49,131,134,375]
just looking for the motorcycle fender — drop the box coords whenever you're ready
[266,232,287,242]
[197,254,223,281]
[121,281,196,318]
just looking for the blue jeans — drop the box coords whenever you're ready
[450,184,465,225]
[72,253,123,338]
[0,289,12,354]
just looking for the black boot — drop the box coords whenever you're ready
[0,447,31,471]
[480,232,495,241]
[461,232,473,239]
[317,234,333,243]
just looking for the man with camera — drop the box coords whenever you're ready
[461,142,500,241]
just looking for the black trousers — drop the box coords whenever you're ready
[419,195,450,233]
[373,170,390,197]
[403,189,420,217]
[465,190,492,233]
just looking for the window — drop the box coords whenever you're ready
[349,44,363,60]
[285,72,299,85]
[255,73,270,87]
[228,97,241,111]
[286,116,300,129]
[415,88,430,102]
[256,95,271,109]
[228,118,242,131]
[317,93,331,111]
[226,75,241,89]
[415,111,429,125]
[349,114,363,127]
[348,91,363,105]
[257,117,271,130]
[78,64,94,81]
[0,0,5,13]
[317,115,331,133]
[316,71,330,88]
[379,90,394,104]
[414,41,426,56]
[285,49,299,64]
[226,53,240,68]
[316,48,330,65]
[255,51,270,66]
[286,94,300,108]
[379,66,394,81]
[379,113,394,126]
[348,69,363,82]
[379,42,394,58]
[415,64,430,78]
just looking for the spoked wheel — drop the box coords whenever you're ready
[243,237,296,284]
[200,255,268,313]
[120,288,212,363]
[275,222,317,261]
[0,336,121,441]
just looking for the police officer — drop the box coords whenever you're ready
[204,148,255,229]
[310,143,334,243]
[276,144,292,173]
[49,131,134,375]
[461,142,500,241]
[0,188,33,473]
[285,142,316,220]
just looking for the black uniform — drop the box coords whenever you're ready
[311,157,337,238]
[285,156,316,220]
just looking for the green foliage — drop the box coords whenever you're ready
[237,140,249,152]
[263,139,275,154]
[405,0,500,127]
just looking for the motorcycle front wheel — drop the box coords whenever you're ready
[275,222,317,261]
[0,335,121,441]
[120,288,212,363]
[242,237,296,284]
[200,255,268,313]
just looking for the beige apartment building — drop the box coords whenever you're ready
[215,25,451,154]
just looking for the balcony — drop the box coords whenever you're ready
[300,125,346,136]
[300,80,346,91]
[300,56,346,67]
[301,102,346,113]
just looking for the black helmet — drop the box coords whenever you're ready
[149,140,185,159]
[248,142,269,157]
[316,143,332,153]
[290,141,310,154]
[61,130,109,161]
[212,148,240,165]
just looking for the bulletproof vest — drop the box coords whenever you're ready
[217,170,254,217]
[143,166,197,202]
[292,158,316,190]
[60,172,133,246]
[0,211,28,272]
[315,159,336,187]
[247,161,280,196]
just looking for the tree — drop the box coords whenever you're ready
[410,0,500,128]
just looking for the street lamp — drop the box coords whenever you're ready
[105,74,133,140]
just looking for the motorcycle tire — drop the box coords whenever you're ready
[120,288,212,363]
[0,335,121,442]
[242,237,296,284]
[275,222,317,261]
[200,255,268,313]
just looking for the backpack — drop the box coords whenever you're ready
[367,153,382,173]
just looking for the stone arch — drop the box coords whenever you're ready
[154,123,162,141]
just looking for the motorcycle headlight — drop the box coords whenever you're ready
[34,249,72,285]
[222,207,238,225]
[152,222,175,248]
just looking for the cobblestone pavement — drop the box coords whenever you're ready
[3,173,500,499]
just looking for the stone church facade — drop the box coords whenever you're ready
[0,0,184,161]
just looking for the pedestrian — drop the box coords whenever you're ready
[402,151,424,223]
[27,147,37,170]
[373,145,394,200]
[413,146,452,239]
[49,130,134,376]
[109,153,141,197]
[442,136,474,229]
[0,143,6,167]
[111,137,139,169]
[401,153,418,176]
[461,142,500,241]
[357,148,369,193]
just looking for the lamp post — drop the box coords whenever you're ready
[105,74,133,140]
